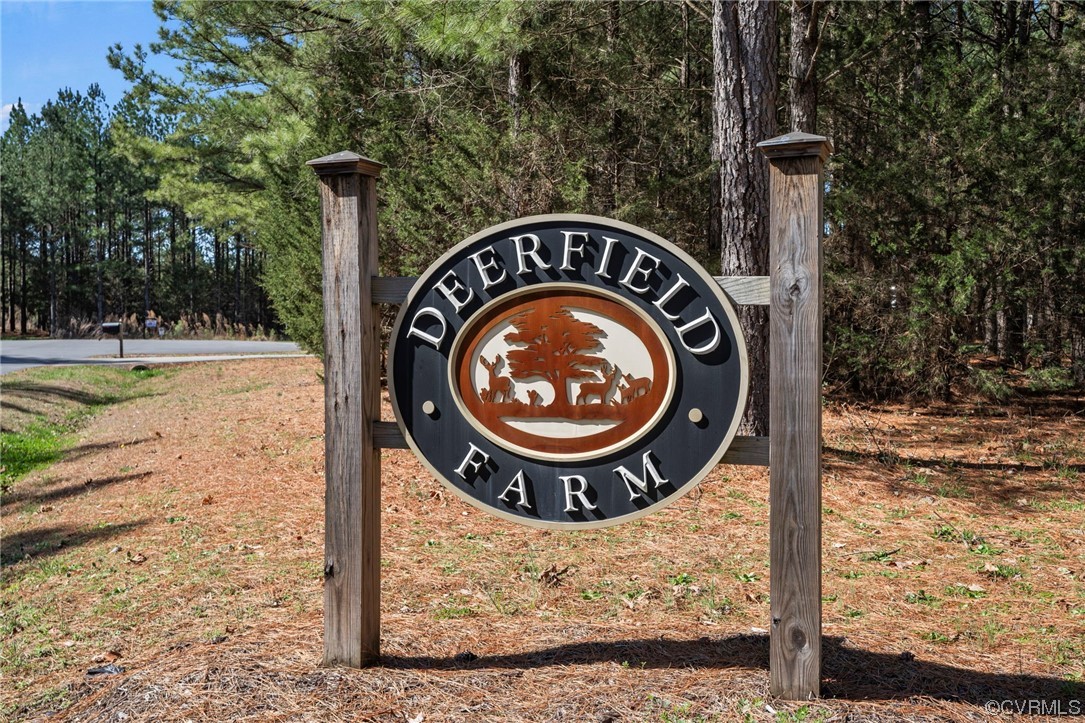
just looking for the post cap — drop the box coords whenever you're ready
[756,133,832,162]
[307,151,384,178]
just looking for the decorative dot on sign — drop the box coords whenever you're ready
[422,401,436,416]
[688,408,704,424]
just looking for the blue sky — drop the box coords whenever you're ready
[1,0,171,131]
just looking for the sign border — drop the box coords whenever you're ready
[388,213,749,530]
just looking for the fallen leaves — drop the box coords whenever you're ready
[887,558,929,570]
[537,564,573,588]
[85,663,124,676]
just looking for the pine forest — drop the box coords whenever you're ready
[2,0,1083,401]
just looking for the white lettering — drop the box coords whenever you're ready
[454,443,490,479]
[560,231,589,271]
[406,307,448,348]
[595,235,620,279]
[434,270,474,313]
[675,308,721,355]
[615,452,670,500]
[561,475,598,512]
[619,247,662,294]
[652,273,691,321]
[468,245,507,289]
[497,470,532,509]
[511,233,551,274]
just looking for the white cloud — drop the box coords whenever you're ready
[0,101,41,132]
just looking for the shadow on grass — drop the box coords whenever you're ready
[2,471,152,510]
[0,520,147,571]
[0,399,42,419]
[1,380,164,432]
[824,446,1085,475]
[62,437,153,463]
[916,394,1085,419]
[0,381,122,407]
[383,634,1083,707]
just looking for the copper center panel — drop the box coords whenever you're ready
[451,287,674,459]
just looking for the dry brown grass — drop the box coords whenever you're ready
[2,358,1083,722]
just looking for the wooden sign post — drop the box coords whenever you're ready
[759,132,832,700]
[308,151,385,666]
[310,134,830,698]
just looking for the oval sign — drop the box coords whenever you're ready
[389,214,747,529]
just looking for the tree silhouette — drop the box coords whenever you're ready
[503,305,608,412]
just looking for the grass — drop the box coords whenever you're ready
[944,584,986,599]
[1,366,166,494]
[904,589,940,606]
[980,563,1023,580]
[0,423,67,492]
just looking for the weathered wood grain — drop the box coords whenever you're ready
[715,275,770,306]
[720,435,769,466]
[760,132,830,700]
[373,421,409,449]
[372,276,416,304]
[309,152,384,668]
[371,274,770,306]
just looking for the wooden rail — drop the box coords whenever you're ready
[372,274,770,307]
[374,420,768,466]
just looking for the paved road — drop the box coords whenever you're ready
[0,339,308,375]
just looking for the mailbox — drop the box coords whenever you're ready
[101,322,121,335]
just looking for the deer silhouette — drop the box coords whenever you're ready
[575,363,621,405]
[479,354,513,404]
[619,373,652,404]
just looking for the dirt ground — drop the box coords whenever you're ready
[2,357,1083,722]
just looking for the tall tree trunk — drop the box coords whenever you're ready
[508,50,525,216]
[214,230,223,319]
[46,227,57,336]
[234,234,243,327]
[143,201,154,319]
[996,278,1023,366]
[1071,328,1085,389]
[190,220,197,313]
[169,206,177,279]
[984,282,998,355]
[2,231,9,333]
[788,0,820,132]
[605,1,623,215]
[1048,0,1063,42]
[19,232,28,335]
[912,0,932,97]
[712,0,778,435]
[96,204,105,327]
[96,252,104,327]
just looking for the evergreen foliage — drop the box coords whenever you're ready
[5,0,1082,397]
[0,80,276,338]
